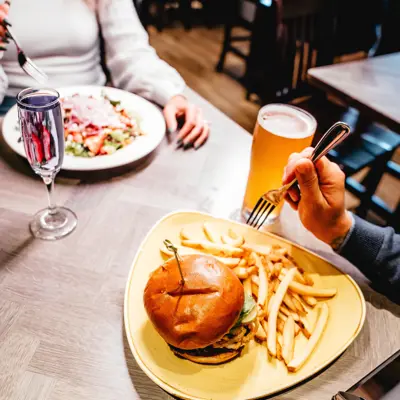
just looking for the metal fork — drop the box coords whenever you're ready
[5,25,48,84]
[247,121,351,230]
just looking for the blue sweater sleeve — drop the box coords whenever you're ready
[339,215,400,292]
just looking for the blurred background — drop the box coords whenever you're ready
[133,0,400,231]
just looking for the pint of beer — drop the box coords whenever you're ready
[242,104,317,223]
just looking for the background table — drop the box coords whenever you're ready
[308,53,400,133]
[0,88,399,400]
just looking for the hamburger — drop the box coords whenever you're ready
[143,253,258,365]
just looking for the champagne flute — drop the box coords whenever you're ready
[17,88,77,240]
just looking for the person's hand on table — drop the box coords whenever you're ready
[163,95,210,150]
[282,148,353,250]
[0,0,10,52]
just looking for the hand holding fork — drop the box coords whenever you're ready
[247,121,351,230]
[0,1,48,83]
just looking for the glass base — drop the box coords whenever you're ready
[30,207,77,240]
[241,206,279,227]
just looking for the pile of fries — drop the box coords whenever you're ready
[160,222,337,373]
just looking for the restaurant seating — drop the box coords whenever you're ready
[216,0,334,104]
[136,0,215,31]
[330,0,378,58]
[136,0,183,31]
[374,0,400,55]
[302,1,398,228]
[328,121,400,229]
[215,0,255,77]
[215,0,385,104]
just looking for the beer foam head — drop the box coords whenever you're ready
[258,104,316,139]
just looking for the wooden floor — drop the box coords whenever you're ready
[150,26,399,221]
[149,26,260,133]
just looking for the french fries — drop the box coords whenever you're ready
[276,338,283,361]
[221,234,234,245]
[271,279,279,293]
[298,316,312,339]
[279,304,300,321]
[287,303,329,372]
[283,293,297,313]
[261,319,268,339]
[243,277,252,298]
[256,254,268,309]
[289,281,337,298]
[165,221,337,373]
[160,246,241,267]
[247,252,257,267]
[203,222,220,243]
[251,282,259,298]
[282,316,295,365]
[303,295,317,307]
[242,243,272,256]
[255,323,267,342]
[232,267,250,280]
[251,274,260,286]
[293,292,312,311]
[247,266,258,276]
[276,319,285,335]
[160,245,193,258]
[215,257,241,268]
[180,228,190,241]
[238,258,247,267]
[267,293,275,316]
[267,268,297,357]
[280,267,311,287]
[221,229,245,247]
[303,273,314,286]
[181,240,244,257]
[273,262,283,278]
[228,228,244,244]
[278,311,287,322]
[274,246,289,256]
[290,293,307,316]
[232,266,257,279]
[291,292,308,315]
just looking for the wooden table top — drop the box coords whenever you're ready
[0,88,399,400]
[308,53,400,132]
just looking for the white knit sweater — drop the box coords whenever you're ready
[0,0,185,106]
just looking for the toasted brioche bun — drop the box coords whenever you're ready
[143,254,244,350]
[171,348,241,365]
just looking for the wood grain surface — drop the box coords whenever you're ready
[308,53,400,132]
[0,88,399,400]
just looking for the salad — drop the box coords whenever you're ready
[62,93,144,157]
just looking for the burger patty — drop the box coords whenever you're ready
[170,344,238,357]
[169,322,256,357]
[213,325,250,350]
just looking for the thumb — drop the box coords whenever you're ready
[295,159,323,203]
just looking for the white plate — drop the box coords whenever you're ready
[2,86,166,171]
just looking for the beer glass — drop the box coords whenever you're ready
[242,104,317,224]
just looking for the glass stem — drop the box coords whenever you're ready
[43,176,56,215]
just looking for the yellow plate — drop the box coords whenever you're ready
[124,211,366,400]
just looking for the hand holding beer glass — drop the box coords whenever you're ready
[242,104,316,224]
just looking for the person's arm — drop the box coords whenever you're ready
[97,0,185,107]
[96,0,209,148]
[0,66,8,104]
[340,214,400,291]
[282,148,400,293]
[0,1,9,104]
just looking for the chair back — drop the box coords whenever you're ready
[245,0,332,103]
[375,0,400,55]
